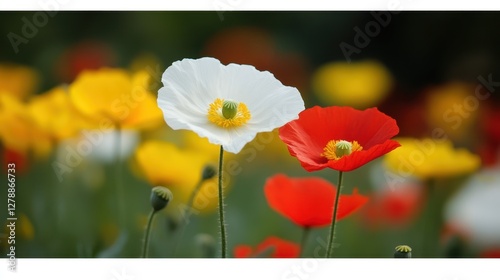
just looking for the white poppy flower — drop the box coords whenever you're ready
[157,57,305,154]
[445,167,500,249]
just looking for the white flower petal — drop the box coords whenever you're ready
[157,57,305,154]
[445,167,500,248]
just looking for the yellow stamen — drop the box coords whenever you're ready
[321,140,363,160]
[207,98,251,128]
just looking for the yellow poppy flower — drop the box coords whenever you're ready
[28,86,92,140]
[312,60,393,109]
[69,68,163,130]
[0,63,39,100]
[0,94,52,157]
[134,140,224,213]
[383,138,481,180]
[425,82,476,140]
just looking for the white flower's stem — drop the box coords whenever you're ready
[218,145,227,258]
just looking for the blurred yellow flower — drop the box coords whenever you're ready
[135,140,224,213]
[18,213,35,240]
[312,60,393,109]
[28,86,92,140]
[384,138,481,180]
[99,223,119,247]
[0,94,52,157]
[0,63,39,100]
[425,82,476,140]
[69,68,163,130]
[182,130,236,162]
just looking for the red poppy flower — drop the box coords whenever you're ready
[362,184,424,227]
[234,236,300,258]
[480,248,500,258]
[2,149,28,174]
[264,174,369,228]
[279,106,400,172]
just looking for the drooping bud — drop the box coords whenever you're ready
[202,164,217,180]
[222,100,238,119]
[150,186,173,212]
[394,245,412,258]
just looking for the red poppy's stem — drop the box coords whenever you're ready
[326,171,344,258]
[218,145,227,258]
[300,227,310,257]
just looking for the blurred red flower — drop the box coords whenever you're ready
[362,184,424,227]
[264,174,369,228]
[480,248,500,258]
[203,27,309,94]
[234,236,300,258]
[479,104,500,166]
[2,149,28,174]
[279,106,400,172]
[56,40,116,83]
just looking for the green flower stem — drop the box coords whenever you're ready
[171,177,205,257]
[141,209,157,258]
[299,227,310,257]
[186,178,204,218]
[422,179,444,257]
[326,171,344,258]
[218,145,227,258]
[114,123,126,228]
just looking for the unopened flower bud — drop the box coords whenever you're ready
[394,245,412,258]
[202,164,217,180]
[150,186,173,212]
[195,233,216,258]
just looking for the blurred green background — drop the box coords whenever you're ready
[1,12,500,258]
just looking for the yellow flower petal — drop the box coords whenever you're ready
[425,82,477,140]
[312,60,393,109]
[28,86,93,140]
[384,138,481,180]
[135,140,211,188]
[0,94,53,157]
[69,68,163,129]
[0,64,39,100]
[135,140,226,214]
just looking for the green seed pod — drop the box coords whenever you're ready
[150,186,173,212]
[394,245,412,258]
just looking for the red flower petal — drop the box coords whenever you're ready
[362,184,424,227]
[2,149,29,174]
[234,236,300,258]
[279,106,400,172]
[480,248,500,258]
[233,245,253,258]
[264,174,369,228]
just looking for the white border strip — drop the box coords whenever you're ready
[1,259,500,280]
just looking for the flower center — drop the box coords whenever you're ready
[207,98,251,128]
[321,140,363,160]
